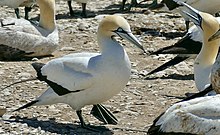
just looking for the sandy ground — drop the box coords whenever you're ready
[0,0,198,134]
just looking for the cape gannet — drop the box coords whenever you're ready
[0,0,58,60]
[12,15,145,131]
[150,0,220,30]
[148,3,220,134]
[0,0,35,19]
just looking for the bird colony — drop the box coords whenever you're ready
[1,0,220,134]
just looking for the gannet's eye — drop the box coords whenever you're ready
[116,27,127,34]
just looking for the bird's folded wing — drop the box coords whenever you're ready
[41,57,95,92]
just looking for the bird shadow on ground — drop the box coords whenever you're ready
[0,55,54,62]
[145,73,194,80]
[4,116,113,135]
[134,27,186,39]
[104,2,150,10]
[55,9,145,20]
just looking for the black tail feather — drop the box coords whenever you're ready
[147,55,190,76]
[13,100,39,112]
[91,104,118,125]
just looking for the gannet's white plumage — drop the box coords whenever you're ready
[148,3,220,134]
[14,15,144,129]
[148,95,220,135]
[0,0,58,60]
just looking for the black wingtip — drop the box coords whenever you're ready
[31,62,46,81]
[13,100,39,112]
[147,112,165,135]
[147,55,190,76]
[162,0,180,10]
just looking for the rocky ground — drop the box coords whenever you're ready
[0,0,197,134]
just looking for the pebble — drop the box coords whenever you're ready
[60,47,76,51]
[0,108,6,117]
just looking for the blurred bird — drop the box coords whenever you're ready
[148,3,220,134]
[56,0,89,17]
[0,0,58,60]
[0,0,35,19]
[121,0,138,11]
[150,0,220,30]
[13,15,145,131]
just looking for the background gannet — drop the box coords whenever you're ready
[12,15,145,130]
[148,3,220,134]
[0,0,58,60]
[0,0,35,19]
[151,0,220,30]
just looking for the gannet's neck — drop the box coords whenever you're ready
[37,0,56,31]
[97,33,125,57]
[195,40,219,66]
[194,38,220,91]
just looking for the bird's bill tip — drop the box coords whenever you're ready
[122,32,146,53]
[208,30,220,42]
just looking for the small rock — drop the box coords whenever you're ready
[32,58,39,61]
[0,107,6,117]
[60,47,75,51]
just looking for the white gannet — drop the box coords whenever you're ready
[147,25,202,75]
[148,3,220,134]
[12,15,145,130]
[0,0,58,60]
[151,0,220,30]
[148,95,220,135]
[56,0,89,17]
[0,0,35,19]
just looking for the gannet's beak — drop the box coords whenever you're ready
[114,28,146,53]
[209,29,220,41]
[179,2,202,27]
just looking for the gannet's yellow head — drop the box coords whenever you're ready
[98,15,145,52]
[98,15,130,37]
[200,13,219,41]
[179,2,220,42]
